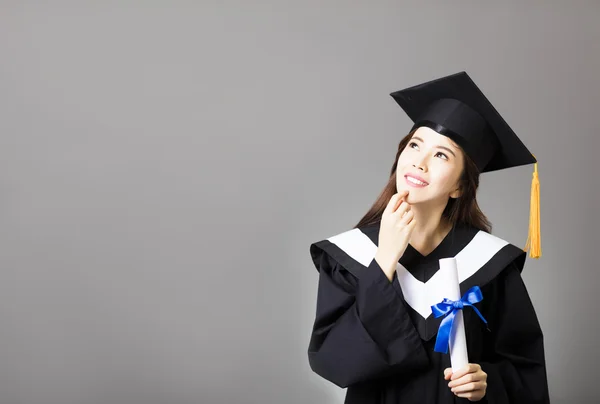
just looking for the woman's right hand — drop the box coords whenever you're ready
[375,190,417,281]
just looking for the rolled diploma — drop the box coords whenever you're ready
[438,257,468,372]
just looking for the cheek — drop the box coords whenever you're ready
[396,153,408,166]
[436,171,453,184]
[430,164,459,188]
[396,153,414,172]
[437,169,461,189]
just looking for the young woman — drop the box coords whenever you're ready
[307,72,549,403]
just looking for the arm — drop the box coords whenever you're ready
[307,252,429,388]
[479,262,550,403]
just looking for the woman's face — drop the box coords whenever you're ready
[395,126,465,205]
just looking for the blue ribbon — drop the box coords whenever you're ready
[431,286,488,354]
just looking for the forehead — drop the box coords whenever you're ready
[411,126,460,149]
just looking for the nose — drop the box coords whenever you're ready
[412,156,427,172]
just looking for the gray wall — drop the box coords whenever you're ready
[1,2,598,403]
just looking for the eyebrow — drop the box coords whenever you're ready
[411,136,457,157]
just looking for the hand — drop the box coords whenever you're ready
[374,191,416,280]
[444,364,487,401]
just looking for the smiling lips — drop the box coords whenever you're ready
[405,175,429,188]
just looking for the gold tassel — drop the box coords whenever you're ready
[524,156,541,258]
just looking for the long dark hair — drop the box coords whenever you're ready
[353,129,492,232]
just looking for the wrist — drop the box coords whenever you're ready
[374,250,398,281]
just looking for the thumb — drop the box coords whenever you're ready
[443,368,452,380]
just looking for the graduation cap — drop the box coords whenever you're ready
[390,71,541,258]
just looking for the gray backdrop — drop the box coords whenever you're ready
[1,2,598,404]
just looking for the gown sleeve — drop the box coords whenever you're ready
[307,251,430,388]
[479,262,550,404]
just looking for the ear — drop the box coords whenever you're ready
[449,186,462,199]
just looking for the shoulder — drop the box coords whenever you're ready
[309,224,380,278]
[457,227,528,293]
[471,229,527,273]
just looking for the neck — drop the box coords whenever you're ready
[409,199,453,254]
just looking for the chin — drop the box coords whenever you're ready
[403,193,416,204]
[406,195,419,204]
[404,192,431,205]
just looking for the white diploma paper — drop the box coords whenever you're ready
[438,257,468,372]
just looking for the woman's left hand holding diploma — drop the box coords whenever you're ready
[444,364,487,401]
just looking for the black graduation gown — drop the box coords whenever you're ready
[307,223,550,404]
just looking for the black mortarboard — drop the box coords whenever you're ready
[389,71,542,258]
[390,71,535,173]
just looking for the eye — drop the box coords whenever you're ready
[435,151,449,160]
[409,142,419,149]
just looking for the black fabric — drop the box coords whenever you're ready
[310,222,528,342]
[307,226,549,403]
[389,71,536,173]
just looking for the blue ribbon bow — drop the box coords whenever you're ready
[431,286,488,354]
